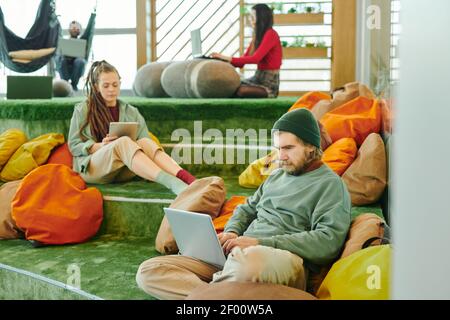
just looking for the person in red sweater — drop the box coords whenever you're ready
[211,4,282,98]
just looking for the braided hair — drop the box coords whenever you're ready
[79,60,121,142]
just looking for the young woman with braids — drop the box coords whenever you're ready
[68,60,196,195]
[210,3,282,98]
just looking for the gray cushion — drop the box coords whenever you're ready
[133,62,172,98]
[161,60,240,98]
[52,79,73,97]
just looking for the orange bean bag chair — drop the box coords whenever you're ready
[213,196,247,232]
[47,143,73,168]
[322,138,358,176]
[289,91,331,112]
[321,97,382,147]
[11,164,103,245]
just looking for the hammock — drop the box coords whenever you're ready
[79,11,96,60]
[0,0,61,73]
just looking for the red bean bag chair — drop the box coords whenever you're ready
[12,164,103,245]
[47,142,73,168]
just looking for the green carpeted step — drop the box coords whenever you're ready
[94,176,384,238]
[93,176,255,238]
[92,175,255,200]
[0,97,297,142]
[162,144,273,176]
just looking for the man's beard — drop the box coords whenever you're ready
[279,154,310,176]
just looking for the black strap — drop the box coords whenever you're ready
[362,237,390,249]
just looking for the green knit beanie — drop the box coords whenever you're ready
[272,108,321,148]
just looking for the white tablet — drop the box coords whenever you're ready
[109,122,139,141]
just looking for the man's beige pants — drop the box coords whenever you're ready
[136,245,306,300]
[81,136,162,184]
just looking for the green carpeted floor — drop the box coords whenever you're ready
[0,175,384,300]
[0,236,157,300]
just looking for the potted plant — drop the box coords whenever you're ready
[273,3,325,25]
[270,2,284,14]
[305,6,315,14]
[282,37,328,59]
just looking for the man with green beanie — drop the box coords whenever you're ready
[136,109,351,299]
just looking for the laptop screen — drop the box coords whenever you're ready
[191,29,202,58]
[6,76,53,100]
[58,38,87,59]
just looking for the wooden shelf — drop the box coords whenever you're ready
[282,47,328,59]
[274,13,325,25]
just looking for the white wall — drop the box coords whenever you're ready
[392,0,450,299]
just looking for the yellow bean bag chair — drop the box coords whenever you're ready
[1,133,65,182]
[149,131,163,150]
[238,150,279,188]
[0,129,28,171]
[316,244,391,300]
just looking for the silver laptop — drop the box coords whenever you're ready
[163,208,227,268]
[109,122,139,141]
[191,29,205,59]
[191,29,224,61]
[58,38,87,58]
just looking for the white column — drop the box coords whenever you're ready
[392,0,450,299]
[355,0,371,85]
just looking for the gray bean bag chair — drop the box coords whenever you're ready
[133,61,172,98]
[52,79,73,97]
[161,59,240,98]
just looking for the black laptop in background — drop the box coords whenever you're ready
[6,76,53,99]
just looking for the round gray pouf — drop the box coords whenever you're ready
[133,61,172,98]
[52,79,73,97]
[161,59,241,98]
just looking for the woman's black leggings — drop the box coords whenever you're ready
[234,85,268,98]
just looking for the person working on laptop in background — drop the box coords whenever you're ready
[68,60,196,194]
[56,21,87,91]
[210,4,282,98]
[136,108,351,300]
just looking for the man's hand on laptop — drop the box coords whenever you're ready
[220,233,259,256]
[218,232,238,246]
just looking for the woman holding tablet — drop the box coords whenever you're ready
[210,3,282,98]
[68,60,195,195]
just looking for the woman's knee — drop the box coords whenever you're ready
[109,136,142,165]
[112,136,136,149]
[137,138,163,160]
